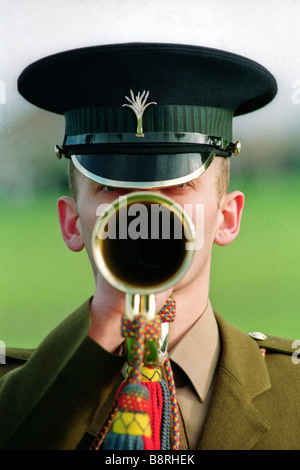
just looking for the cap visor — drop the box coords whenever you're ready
[71,152,215,188]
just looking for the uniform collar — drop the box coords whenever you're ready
[169,300,220,402]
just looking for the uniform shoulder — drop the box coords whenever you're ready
[248,331,298,356]
[5,347,34,361]
[0,347,34,378]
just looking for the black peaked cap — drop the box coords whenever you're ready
[17,43,277,188]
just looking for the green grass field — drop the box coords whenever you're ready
[1,173,300,348]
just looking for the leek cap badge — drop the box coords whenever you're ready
[123,90,157,137]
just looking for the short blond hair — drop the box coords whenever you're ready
[215,156,230,204]
[68,160,79,200]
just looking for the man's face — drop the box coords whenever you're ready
[74,158,226,295]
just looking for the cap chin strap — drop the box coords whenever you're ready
[55,132,241,158]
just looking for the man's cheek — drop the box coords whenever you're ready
[183,203,205,251]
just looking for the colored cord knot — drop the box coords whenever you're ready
[91,297,180,450]
[159,297,176,323]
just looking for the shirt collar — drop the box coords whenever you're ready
[169,300,220,402]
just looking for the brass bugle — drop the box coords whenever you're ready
[91,191,196,362]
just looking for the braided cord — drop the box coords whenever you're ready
[91,404,117,450]
[158,297,180,450]
[92,313,159,449]
[159,378,171,450]
[90,381,125,450]
[122,315,146,383]
[91,316,147,449]
[163,354,180,449]
[159,297,176,323]
[91,297,179,451]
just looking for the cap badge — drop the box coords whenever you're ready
[123,90,157,137]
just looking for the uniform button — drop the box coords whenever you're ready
[248,331,267,340]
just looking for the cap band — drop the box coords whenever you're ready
[65,105,234,141]
[64,132,231,146]
[62,132,234,160]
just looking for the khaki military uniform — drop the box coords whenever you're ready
[0,299,299,450]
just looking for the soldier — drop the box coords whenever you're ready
[0,43,299,450]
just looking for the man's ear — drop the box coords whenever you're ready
[57,196,85,252]
[214,191,245,246]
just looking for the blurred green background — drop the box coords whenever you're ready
[1,171,299,348]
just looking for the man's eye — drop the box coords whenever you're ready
[99,185,119,192]
[172,183,190,189]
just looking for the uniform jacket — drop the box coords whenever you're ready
[0,300,299,450]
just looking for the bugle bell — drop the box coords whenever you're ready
[91,191,196,362]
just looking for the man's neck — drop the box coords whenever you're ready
[168,275,209,350]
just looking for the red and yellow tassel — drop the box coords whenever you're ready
[91,297,179,451]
